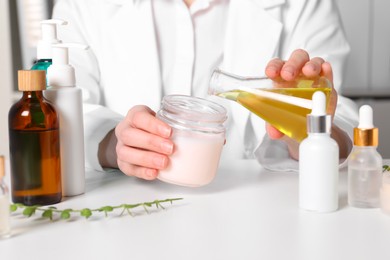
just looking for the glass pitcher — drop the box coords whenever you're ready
[208,69,332,142]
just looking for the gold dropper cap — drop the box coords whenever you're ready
[18,70,46,91]
[354,105,379,147]
[354,127,378,146]
[0,155,5,179]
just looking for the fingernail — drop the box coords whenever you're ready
[282,66,295,78]
[153,156,167,169]
[159,125,171,138]
[305,63,317,72]
[266,66,278,74]
[161,141,173,154]
[146,169,157,179]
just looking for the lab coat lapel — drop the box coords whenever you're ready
[223,0,284,75]
[100,0,162,114]
[222,0,284,142]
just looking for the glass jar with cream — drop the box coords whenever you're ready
[157,95,227,187]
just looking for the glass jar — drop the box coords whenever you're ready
[156,95,227,187]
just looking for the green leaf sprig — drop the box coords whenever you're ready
[383,165,390,172]
[10,198,183,221]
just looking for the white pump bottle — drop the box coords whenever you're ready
[348,105,382,208]
[45,43,88,197]
[37,19,68,60]
[32,19,67,71]
[299,91,339,212]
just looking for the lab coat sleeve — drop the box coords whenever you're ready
[253,0,358,171]
[83,105,123,171]
[53,0,123,171]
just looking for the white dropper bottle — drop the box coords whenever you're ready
[348,105,382,208]
[299,91,339,212]
[45,43,89,197]
[31,19,67,71]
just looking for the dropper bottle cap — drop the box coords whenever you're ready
[307,91,331,134]
[354,105,378,146]
[37,19,68,60]
[18,70,46,91]
[47,43,89,87]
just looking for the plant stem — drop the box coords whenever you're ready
[10,198,183,220]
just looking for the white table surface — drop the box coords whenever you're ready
[1,159,390,260]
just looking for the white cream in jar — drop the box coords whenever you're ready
[157,95,227,187]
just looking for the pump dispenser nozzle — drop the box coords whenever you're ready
[47,43,89,87]
[354,105,378,146]
[37,19,67,60]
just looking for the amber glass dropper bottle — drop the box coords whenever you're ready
[8,70,62,206]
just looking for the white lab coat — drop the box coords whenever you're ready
[53,0,358,171]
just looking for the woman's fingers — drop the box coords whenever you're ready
[265,58,285,78]
[302,57,325,77]
[115,105,174,180]
[117,159,159,180]
[281,49,310,80]
[264,50,336,141]
[117,127,174,155]
[123,105,171,138]
[266,50,330,80]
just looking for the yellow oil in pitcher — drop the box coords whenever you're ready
[217,88,331,142]
[208,69,333,142]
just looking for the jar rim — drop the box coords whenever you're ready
[158,95,227,133]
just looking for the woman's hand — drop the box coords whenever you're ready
[264,49,346,159]
[115,105,174,179]
[99,105,174,180]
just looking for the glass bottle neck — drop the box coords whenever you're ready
[22,91,43,99]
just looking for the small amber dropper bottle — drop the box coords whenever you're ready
[8,70,62,206]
